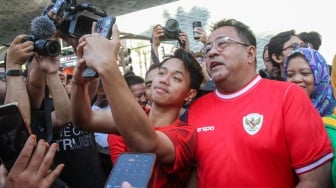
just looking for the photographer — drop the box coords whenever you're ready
[4,31,101,188]
[4,34,34,129]
[2,33,67,188]
[27,44,71,128]
[1,0,107,187]
[150,21,191,65]
[26,35,105,188]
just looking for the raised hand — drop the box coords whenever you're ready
[6,35,34,70]
[1,135,64,188]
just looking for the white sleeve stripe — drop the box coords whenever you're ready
[295,153,334,174]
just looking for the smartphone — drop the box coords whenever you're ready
[192,21,202,40]
[0,102,30,170]
[105,153,156,188]
[82,16,116,78]
[95,16,116,39]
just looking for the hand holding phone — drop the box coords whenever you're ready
[0,102,30,170]
[192,21,202,40]
[82,16,116,78]
[105,153,156,188]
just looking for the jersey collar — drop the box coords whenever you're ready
[215,75,262,99]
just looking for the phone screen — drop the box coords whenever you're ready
[105,153,156,188]
[0,102,30,170]
[95,16,116,39]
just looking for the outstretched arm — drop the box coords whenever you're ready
[78,26,176,163]
[70,58,118,133]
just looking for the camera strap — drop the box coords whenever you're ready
[44,85,53,143]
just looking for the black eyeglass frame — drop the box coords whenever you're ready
[282,43,310,51]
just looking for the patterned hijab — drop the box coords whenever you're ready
[284,47,336,116]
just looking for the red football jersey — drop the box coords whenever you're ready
[108,119,196,188]
[188,76,333,188]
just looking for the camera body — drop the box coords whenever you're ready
[61,14,97,38]
[26,35,61,57]
[160,19,181,41]
[44,0,108,38]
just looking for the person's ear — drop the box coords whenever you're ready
[184,89,197,103]
[246,46,256,64]
[271,54,283,64]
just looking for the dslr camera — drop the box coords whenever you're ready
[160,19,181,41]
[26,35,61,57]
[159,19,184,48]
[43,0,108,38]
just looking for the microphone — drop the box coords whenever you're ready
[30,16,56,39]
[90,4,106,17]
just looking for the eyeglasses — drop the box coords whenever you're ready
[202,36,249,56]
[282,43,310,51]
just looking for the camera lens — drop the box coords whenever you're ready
[34,39,61,57]
[45,40,61,57]
[163,19,180,40]
[165,19,179,33]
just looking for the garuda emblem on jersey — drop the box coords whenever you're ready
[243,113,263,135]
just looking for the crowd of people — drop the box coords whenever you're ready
[0,8,336,188]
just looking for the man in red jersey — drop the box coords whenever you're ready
[187,18,333,187]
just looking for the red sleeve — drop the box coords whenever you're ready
[283,85,333,172]
[107,134,127,164]
[159,123,197,173]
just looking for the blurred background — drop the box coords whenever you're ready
[1,0,334,77]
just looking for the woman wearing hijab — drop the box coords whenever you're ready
[284,47,336,185]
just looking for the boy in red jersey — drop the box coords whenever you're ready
[71,25,204,187]
[187,18,333,187]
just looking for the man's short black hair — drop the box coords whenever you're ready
[160,48,204,90]
[298,31,322,50]
[124,74,144,88]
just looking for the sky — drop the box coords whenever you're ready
[117,0,336,64]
